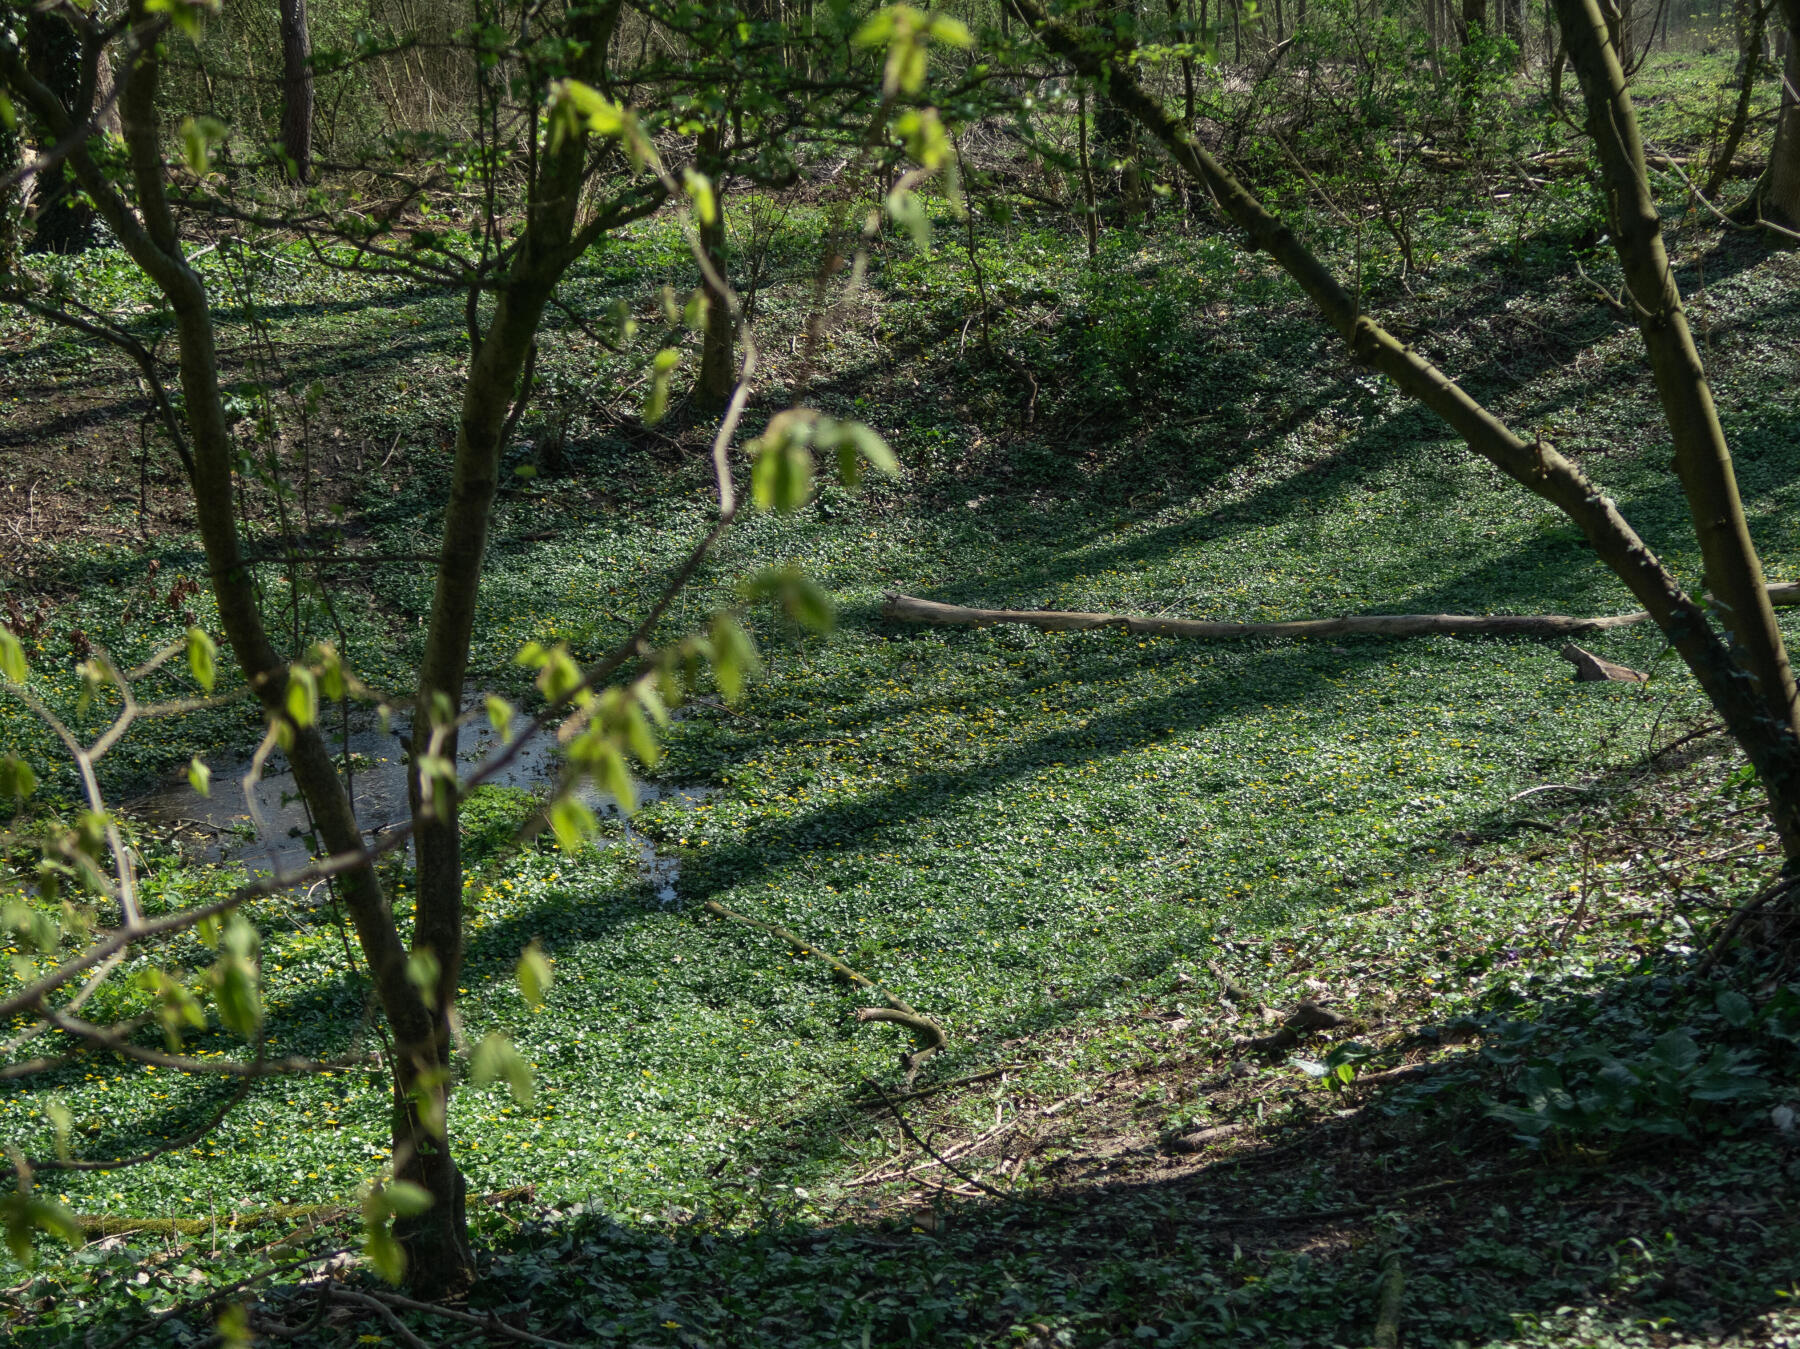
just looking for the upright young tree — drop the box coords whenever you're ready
[277,0,313,182]
[1759,0,1800,225]
[0,0,939,1291]
[1009,0,1800,878]
[20,1,95,253]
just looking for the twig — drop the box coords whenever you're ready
[347,1290,583,1349]
[331,1291,431,1349]
[1697,873,1800,974]
[854,1067,1011,1108]
[860,1078,1019,1203]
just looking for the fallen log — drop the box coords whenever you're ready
[881,584,1800,643]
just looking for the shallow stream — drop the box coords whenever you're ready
[126,712,709,903]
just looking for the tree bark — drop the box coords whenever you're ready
[1078,85,1099,257]
[1558,0,1800,751]
[881,588,1800,640]
[0,0,651,1295]
[1010,0,1800,860]
[1707,0,1772,198]
[695,123,735,407]
[23,6,95,254]
[279,0,315,183]
[10,0,457,1274]
[399,0,631,1284]
[1762,0,1800,226]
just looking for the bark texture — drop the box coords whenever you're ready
[1708,0,1772,198]
[1,0,654,1293]
[1763,0,1800,225]
[278,0,314,183]
[1557,0,1800,801]
[23,6,95,254]
[695,124,735,406]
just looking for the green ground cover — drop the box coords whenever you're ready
[4,102,1800,1342]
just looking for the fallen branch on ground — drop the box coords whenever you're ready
[703,900,947,1079]
[882,584,1800,643]
[1372,1248,1406,1348]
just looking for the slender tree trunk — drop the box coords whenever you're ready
[279,0,315,183]
[1707,0,1771,196]
[23,7,94,254]
[1077,85,1098,257]
[1762,0,1800,225]
[1559,0,1800,758]
[695,124,735,407]
[400,0,628,1284]
[1013,0,1800,862]
[0,94,19,276]
[1167,0,1197,125]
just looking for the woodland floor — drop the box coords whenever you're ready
[4,61,1800,1344]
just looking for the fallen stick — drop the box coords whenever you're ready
[703,899,947,1079]
[1372,1248,1405,1349]
[881,583,1800,643]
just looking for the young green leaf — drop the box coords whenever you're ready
[752,441,815,513]
[708,613,761,704]
[379,1180,434,1217]
[486,695,515,743]
[178,115,228,177]
[285,665,319,728]
[45,1101,72,1163]
[406,948,442,1009]
[548,794,597,852]
[362,1219,406,1284]
[187,757,211,798]
[683,167,717,226]
[0,754,37,801]
[208,916,263,1038]
[217,1304,252,1349]
[186,628,217,692]
[0,627,27,684]
[471,1032,534,1106]
[516,939,553,1007]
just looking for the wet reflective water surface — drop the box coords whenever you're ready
[127,713,711,904]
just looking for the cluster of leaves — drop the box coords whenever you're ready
[1482,981,1800,1145]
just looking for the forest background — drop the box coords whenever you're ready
[2,0,1800,1343]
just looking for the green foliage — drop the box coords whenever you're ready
[0,628,27,685]
[1487,1031,1770,1143]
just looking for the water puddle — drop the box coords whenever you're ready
[127,713,712,904]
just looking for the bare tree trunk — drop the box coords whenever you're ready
[695,124,735,407]
[3,0,653,1293]
[23,7,95,254]
[0,93,19,276]
[399,0,631,1292]
[1762,0,1800,226]
[1167,0,1197,124]
[1078,85,1099,257]
[1558,0,1800,759]
[1707,0,1771,197]
[279,0,315,183]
